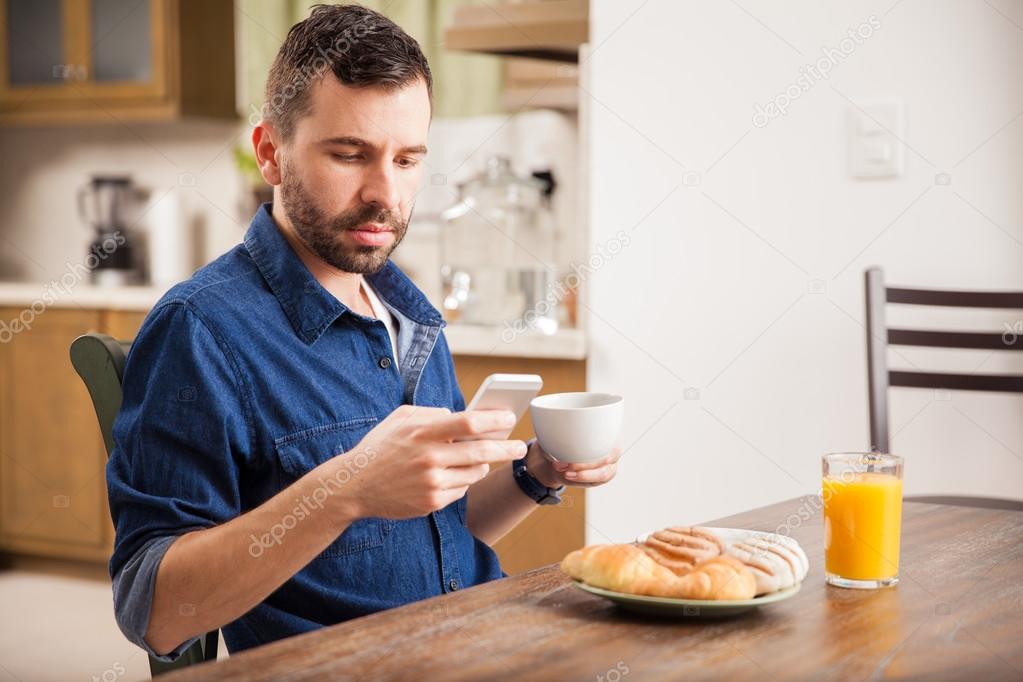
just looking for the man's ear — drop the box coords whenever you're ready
[252,123,283,186]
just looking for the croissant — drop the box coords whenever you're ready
[561,544,757,600]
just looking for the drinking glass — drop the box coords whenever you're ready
[822,452,903,589]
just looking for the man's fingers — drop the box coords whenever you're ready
[376,405,451,439]
[565,462,617,485]
[558,457,611,472]
[393,405,451,425]
[438,463,491,489]
[436,439,527,467]
[416,410,517,442]
[431,485,470,510]
[553,447,624,471]
[462,429,515,442]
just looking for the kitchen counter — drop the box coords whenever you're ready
[0,282,169,311]
[0,282,587,359]
[444,324,586,360]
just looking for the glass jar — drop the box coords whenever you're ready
[440,156,557,331]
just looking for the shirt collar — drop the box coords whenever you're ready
[243,203,445,345]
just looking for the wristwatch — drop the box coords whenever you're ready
[512,454,565,506]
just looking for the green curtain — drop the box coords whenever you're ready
[237,0,503,120]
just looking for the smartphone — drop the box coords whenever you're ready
[464,373,543,439]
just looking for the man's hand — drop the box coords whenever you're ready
[523,441,623,489]
[342,405,528,520]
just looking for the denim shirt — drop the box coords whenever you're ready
[106,204,505,660]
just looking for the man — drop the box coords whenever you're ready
[108,4,622,660]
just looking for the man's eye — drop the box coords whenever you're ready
[397,157,419,168]
[333,153,362,162]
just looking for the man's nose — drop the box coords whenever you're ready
[359,161,401,211]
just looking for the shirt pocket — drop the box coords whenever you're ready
[273,418,393,558]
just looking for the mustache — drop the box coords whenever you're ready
[334,204,404,232]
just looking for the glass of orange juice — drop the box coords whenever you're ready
[822,452,903,589]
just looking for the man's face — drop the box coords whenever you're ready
[276,76,431,274]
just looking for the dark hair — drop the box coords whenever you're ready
[263,3,432,139]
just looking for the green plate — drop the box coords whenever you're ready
[573,580,801,617]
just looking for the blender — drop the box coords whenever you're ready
[77,175,143,285]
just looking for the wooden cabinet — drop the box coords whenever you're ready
[503,58,578,111]
[0,306,146,562]
[0,0,236,125]
[444,0,586,111]
[452,354,586,575]
[444,0,588,63]
[0,307,106,560]
[103,309,148,341]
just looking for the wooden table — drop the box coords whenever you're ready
[166,498,1023,681]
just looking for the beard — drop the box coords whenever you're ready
[279,161,409,274]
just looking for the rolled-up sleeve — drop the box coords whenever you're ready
[111,536,198,661]
[106,301,253,659]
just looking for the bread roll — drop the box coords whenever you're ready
[707,528,810,595]
[561,544,757,600]
[639,526,724,575]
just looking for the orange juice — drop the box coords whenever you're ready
[823,472,902,583]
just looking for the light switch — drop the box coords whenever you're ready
[857,115,886,136]
[863,139,892,163]
[848,99,904,179]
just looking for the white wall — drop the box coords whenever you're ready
[584,0,1023,543]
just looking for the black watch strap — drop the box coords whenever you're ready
[512,455,564,505]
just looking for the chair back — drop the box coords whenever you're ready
[864,268,1023,452]
[69,333,219,676]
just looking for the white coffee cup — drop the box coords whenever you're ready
[529,392,624,463]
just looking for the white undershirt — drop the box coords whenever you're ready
[361,278,399,369]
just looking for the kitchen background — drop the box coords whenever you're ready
[0,0,1020,680]
[0,0,589,573]
[0,2,589,679]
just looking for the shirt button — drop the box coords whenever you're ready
[448,579,459,591]
[378,356,392,369]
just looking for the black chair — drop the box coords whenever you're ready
[863,268,1023,511]
[69,333,219,676]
